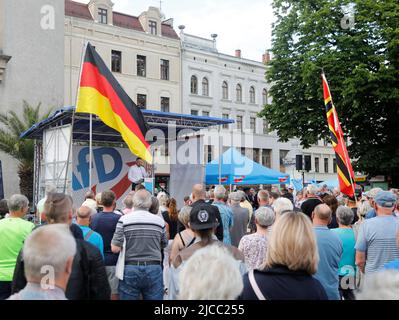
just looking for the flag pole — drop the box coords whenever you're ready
[89,113,93,190]
[218,126,222,186]
[322,72,357,200]
[63,40,89,193]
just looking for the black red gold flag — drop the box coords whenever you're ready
[76,42,152,163]
[322,73,355,197]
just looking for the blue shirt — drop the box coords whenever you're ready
[212,201,234,245]
[355,215,399,274]
[384,259,399,270]
[78,225,104,259]
[90,211,121,266]
[313,226,343,300]
[331,228,356,277]
[365,208,376,219]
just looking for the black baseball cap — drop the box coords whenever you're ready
[190,203,219,230]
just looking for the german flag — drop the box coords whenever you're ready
[76,42,152,163]
[322,73,355,197]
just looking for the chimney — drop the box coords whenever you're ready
[262,50,271,64]
[235,49,241,58]
[211,34,218,50]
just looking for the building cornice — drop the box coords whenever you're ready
[0,53,11,82]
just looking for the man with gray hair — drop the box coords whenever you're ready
[7,224,76,300]
[301,184,323,220]
[229,192,249,247]
[364,187,383,219]
[0,194,34,300]
[212,185,233,245]
[312,203,343,300]
[111,189,168,300]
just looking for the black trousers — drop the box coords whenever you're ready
[0,281,12,300]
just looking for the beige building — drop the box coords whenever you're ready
[64,0,181,114]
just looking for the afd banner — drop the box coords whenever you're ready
[72,146,146,208]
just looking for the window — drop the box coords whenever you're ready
[160,59,169,80]
[191,76,198,94]
[253,148,260,162]
[262,149,271,168]
[279,150,289,173]
[206,145,213,163]
[236,84,242,102]
[262,89,268,105]
[191,110,199,116]
[333,158,337,173]
[222,81,228,99]
[111,50,121,73]
[202,77,209,96]
[249,86,255,104]
[149,20,157,35]
[222,113,229,129]
[202,111,210,117]
[263,119,269,134]
[324,158,329,173]
[98,8,108,24]
[161,97,170,112]
[250,117,256,133]
[236,115,243,132]
[137,55,146,77]
[137,94,147,109]
[315,157,320,173]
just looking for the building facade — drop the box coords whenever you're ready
[0,0,65,197]
[180,29,336,184]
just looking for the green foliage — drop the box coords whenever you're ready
[0,101,52,199]
[262,0,399,182]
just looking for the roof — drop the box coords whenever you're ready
[20,106,234,144]
[65,0,179,40]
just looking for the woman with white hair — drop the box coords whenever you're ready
[238,207,275,270]
[331,206,356,300]
[179,245,243,300]
[272,197,294,219]
[240,211,327,300]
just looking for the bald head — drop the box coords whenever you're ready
[192,184,206,202]
[77,206,93,219]
[313,203,332,225]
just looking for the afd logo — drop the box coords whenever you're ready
[73,147,135,198]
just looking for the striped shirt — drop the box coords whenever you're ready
[355,215,399,274]
[111,210,168,262]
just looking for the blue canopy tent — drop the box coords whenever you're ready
[205,148,290,185]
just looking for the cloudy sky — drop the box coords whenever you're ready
[75,0,275,62]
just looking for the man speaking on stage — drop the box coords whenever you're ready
[128,158,148,190]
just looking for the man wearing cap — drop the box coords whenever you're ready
[190,184,223,241]
[355,191,399,274]
[168,203,246,300]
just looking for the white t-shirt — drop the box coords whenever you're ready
[128,165,147,184]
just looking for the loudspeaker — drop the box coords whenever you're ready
[295,155,303,171]
[304,155,312,172]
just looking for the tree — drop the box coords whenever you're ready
[0,101,52,202]
[261,0,399,186]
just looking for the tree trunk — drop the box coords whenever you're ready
[18,163,33,204]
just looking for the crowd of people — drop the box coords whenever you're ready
[0,182,399,300]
